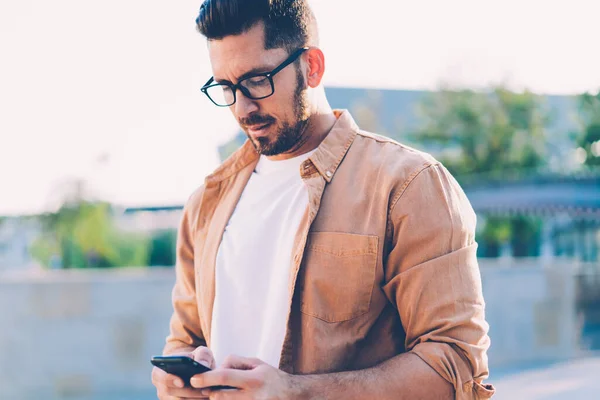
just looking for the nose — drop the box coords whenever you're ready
[233,90,259,120]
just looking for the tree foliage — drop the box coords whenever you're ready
[576,90,600,166]
[411,87,550,176]
[30,201,149,269]
[148,229,177,267]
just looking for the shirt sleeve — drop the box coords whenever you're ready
[382,164,495,399]
[163,188,207,355]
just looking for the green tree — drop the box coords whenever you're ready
[479,216,512,258]
[31,201,149,269]
[411,86,549,176]
[510,215,542,257]
[148,229,177,267]
[575,90,600,166]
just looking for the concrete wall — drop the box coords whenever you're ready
[0,262,583,399]
[0,268,174,400]
[479,259,579,372]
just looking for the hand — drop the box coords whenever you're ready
[152,346,217,399]
[191,346,217,369]
[190,355,299,399]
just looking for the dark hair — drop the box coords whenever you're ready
[196,0,315,51]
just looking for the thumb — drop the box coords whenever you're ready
[191,346,216,369]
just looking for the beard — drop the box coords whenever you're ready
[240,66,310,156]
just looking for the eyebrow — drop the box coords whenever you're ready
[215,65,273,84]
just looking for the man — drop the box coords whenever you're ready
[152,0,495,399]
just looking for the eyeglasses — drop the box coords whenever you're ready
[201,47,309,107]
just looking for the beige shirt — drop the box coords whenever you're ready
[164,110,495,399]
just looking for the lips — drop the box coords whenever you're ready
[247,122,272,136]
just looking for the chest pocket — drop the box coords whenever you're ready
[298,232,378,323]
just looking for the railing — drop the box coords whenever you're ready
[457,165,600,187]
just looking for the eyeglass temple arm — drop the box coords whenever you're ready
[201,77,214,90]
[269,47,309,77]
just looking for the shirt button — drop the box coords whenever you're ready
[326,171,333,178]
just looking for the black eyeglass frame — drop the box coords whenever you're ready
[200,47,309,107]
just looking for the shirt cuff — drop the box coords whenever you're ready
[412,341,495,400]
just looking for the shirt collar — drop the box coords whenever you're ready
[306,109,359,183]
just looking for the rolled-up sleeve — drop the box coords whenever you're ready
[382,164,495,399]
[163,188,207,355]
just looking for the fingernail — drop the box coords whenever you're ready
[201,389,210,396]
[199,360,210,368]
[174,379,184,388]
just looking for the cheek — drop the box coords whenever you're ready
[256,95,286,119]
[266,89,298,119]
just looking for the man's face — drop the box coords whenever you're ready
[207,23,309,156]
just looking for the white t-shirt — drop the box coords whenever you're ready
[210,150,314,367]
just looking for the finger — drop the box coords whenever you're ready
[153,368,184,388]
[160,385,211,398]
[152,366,167,385]
[191,346,216,369]
[166,373,186,389]
[190,368,254,390]
[152,366,185,389]
[221,354,262,370]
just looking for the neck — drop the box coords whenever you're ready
[265,99,336,161]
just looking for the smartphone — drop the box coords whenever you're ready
[151,355,235,390]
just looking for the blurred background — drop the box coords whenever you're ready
[1,0,599,399]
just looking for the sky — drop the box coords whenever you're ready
[1,0,599,215]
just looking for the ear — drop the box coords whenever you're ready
[305,47,326,88]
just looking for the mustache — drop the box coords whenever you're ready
[239,114,276,128]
